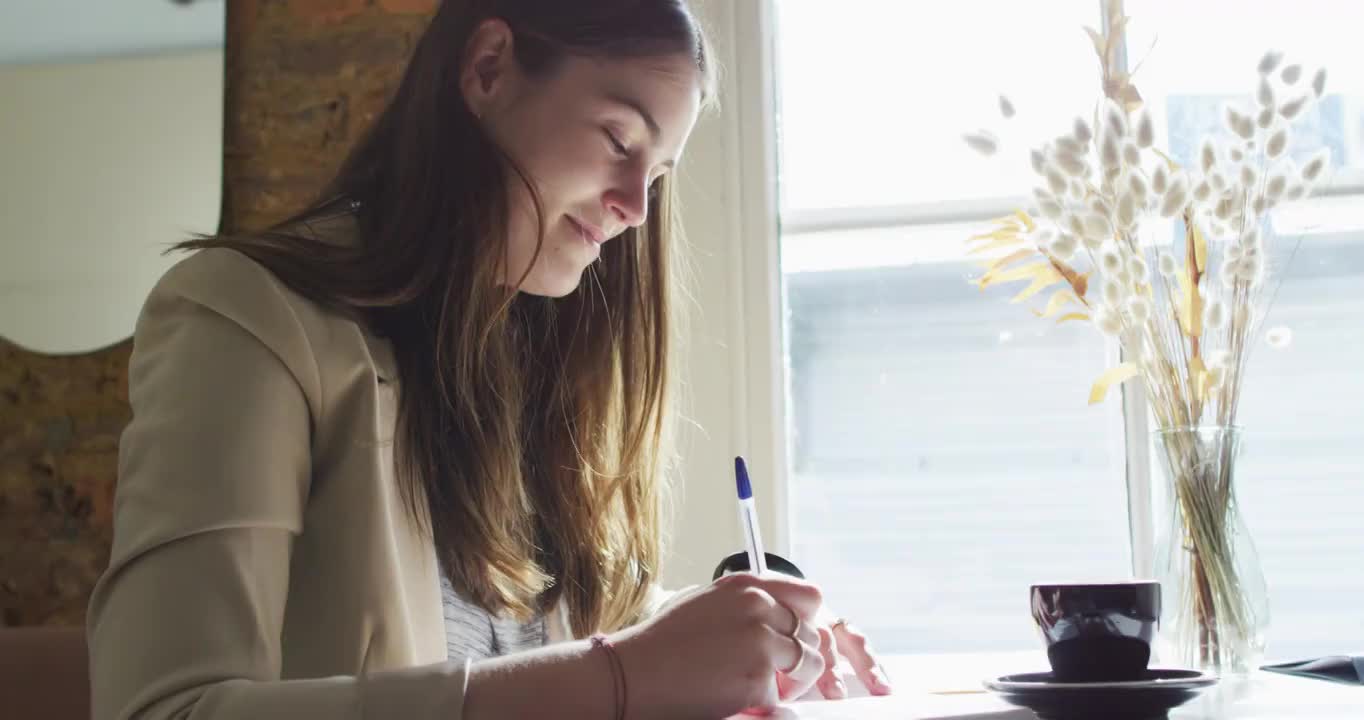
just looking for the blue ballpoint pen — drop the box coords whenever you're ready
[734,456,768,576]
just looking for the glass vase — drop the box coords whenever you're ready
[1151,426,1269,674]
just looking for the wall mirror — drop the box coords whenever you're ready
[0,0,224,354]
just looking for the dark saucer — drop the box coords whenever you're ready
[984,668,1217,719]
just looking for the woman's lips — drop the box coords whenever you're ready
[569,216,606,246]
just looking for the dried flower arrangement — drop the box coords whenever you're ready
[960,3,1332,672]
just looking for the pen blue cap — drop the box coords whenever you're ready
[735,456,753,500]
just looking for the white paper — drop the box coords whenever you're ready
[777,693,1032,720]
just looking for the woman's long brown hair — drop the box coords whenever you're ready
[175,0,715,636]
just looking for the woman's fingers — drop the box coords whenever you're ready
[769,600,819,649]
[760,594,824,701]
[754,574,824,624]
[814,625,846,699]
[832,620,893,695]
[718,574,828,704]
[769,621,824,700]
[719,573,822,626]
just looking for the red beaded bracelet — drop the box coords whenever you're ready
[590,634,627,720]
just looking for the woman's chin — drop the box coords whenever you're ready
[514,269,589,299]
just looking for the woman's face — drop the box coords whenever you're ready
[462,21,703,297]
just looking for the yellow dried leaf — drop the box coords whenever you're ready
[977,260,1051,290]
[1190,356,1208,403]
[1057,312,1091,324]
[1032,290,1080,318]
[1074,272,1091,299]
[1192,223,1208,273]
[980,248,1037,273]
[1010,271,1063,303]
[1048,258,1089,300]
[1089,362,1140,405]
[1084,26,1106,59]
[1175,269,1203,338]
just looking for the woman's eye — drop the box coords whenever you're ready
[604,129,630,158]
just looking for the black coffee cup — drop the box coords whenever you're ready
[712,551,805,580]
[1030,581,1161,682]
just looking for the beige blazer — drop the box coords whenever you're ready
[87,234,590,720]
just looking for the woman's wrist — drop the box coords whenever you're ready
[464,638,621,720]
[605,626,659,720]
[589,634,627,720]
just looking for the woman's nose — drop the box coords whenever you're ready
[604,175,648,229]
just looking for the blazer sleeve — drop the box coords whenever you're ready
[87,249,470,720]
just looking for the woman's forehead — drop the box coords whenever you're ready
[571,54,702,141]
[568,53,701,108]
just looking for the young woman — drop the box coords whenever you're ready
[87,2,890,718]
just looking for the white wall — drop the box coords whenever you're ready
[0,0,223,65]
[0,50,223,354]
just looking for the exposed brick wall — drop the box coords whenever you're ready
[223,0,436,231]
[0,340,131,626]
[0,0,436,627]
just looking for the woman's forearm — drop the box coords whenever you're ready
[463,639,619,720]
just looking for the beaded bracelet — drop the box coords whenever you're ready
[589,634,627,720]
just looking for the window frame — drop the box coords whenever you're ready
[673,0,1364,588]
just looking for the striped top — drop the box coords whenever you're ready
[438,564,686,662]
[439,573,548,661]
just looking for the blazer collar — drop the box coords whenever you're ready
[284,209,401,384]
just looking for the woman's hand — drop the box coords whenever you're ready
[611,573,828,718]
[793,610,893,700]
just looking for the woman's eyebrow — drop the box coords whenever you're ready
[603,92,678,170]
[604,91,661,144]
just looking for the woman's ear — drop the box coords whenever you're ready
[460,18,518,119]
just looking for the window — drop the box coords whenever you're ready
[775,0,1364,658]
